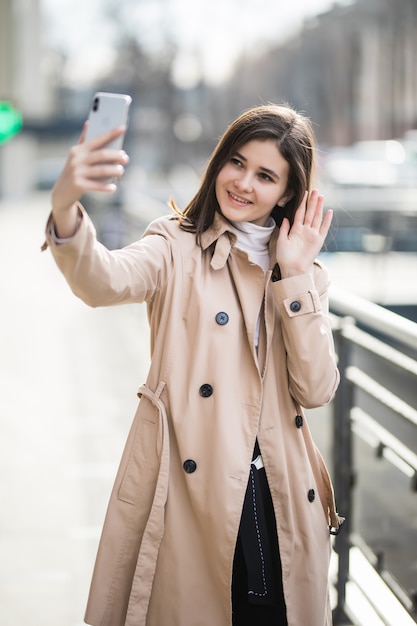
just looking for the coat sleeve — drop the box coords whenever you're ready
[44,204,173,307]
[270,262,339,408]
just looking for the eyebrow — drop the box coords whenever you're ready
[234,151,280,180]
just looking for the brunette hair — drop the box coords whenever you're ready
[171,103,316,243]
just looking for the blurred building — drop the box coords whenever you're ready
[0,0,55,197]
[1,0,417,197]
[0,0,53,119]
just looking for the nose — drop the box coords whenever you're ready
[234,171,253,192]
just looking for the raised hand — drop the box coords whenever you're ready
[275,189,333,279]
[51,124,129,238]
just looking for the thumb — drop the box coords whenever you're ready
[77,121,89,145]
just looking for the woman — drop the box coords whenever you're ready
[44,103,343,626]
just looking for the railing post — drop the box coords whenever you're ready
[332,317,355,624]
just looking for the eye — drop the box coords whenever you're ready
[259,172,273,182]
[230,156,243,167]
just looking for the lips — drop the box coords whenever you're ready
[227,191,252,205]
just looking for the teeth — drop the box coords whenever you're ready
[229,192,251,204]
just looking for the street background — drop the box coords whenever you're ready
[2,0,417,623]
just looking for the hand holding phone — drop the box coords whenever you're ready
[51,93,132,231]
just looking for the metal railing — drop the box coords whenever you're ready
[329,286,417,625]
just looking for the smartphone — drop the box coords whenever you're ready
[85,92,132,149]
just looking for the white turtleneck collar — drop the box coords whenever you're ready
[229,216,276,272]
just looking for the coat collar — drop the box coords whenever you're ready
[200,212,237,270]
[200,211,279,272]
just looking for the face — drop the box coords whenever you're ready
[215,139,290,226]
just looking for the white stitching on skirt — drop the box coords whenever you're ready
[248,466,268,597]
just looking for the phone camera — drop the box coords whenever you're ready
[93,97,99,112]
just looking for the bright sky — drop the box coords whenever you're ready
[41,0,341,85]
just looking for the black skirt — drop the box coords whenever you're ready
[232,442,288,626]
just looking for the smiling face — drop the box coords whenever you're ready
[215,139,291,227]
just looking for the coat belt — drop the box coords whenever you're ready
[318,452,345,534]
[125,381,169,625]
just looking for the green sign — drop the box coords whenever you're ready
[0,101,23,145]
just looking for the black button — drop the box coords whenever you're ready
[199,384,213,397]
[215,312,229,325]
[308,488,315,502]
[290,300,302,313]
[183,459,197,473]
[295,415,303,428]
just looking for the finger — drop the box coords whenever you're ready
[85,181,118,194]
[87,163,126,180]
[310,193,325,230]
[293,190,308,225]
[85,125,126,151]
[73,178,118,196]
[84,147,129,167]
[304,189,321,225]
[319,209,333,238]
[78,121,89,145]
[73,168,120,192]
[73,164,125,189]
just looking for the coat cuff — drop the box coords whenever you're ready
[272,273,322,317]
[41,203,86,251]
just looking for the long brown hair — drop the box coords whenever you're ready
[171,104,316,244]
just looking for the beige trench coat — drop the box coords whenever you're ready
[45,206,342,626]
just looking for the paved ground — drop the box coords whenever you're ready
[0,193,150,626]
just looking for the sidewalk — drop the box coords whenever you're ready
[0,193,150,626]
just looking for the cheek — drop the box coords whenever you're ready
[216,166,228,187]
[265,189,281,208]
[215,168,229,198]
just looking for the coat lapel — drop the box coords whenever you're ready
[227,248,266,366]
[203,212,276,371]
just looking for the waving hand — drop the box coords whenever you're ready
[275,190,333,279]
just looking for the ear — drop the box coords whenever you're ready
[277,194,292,208]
